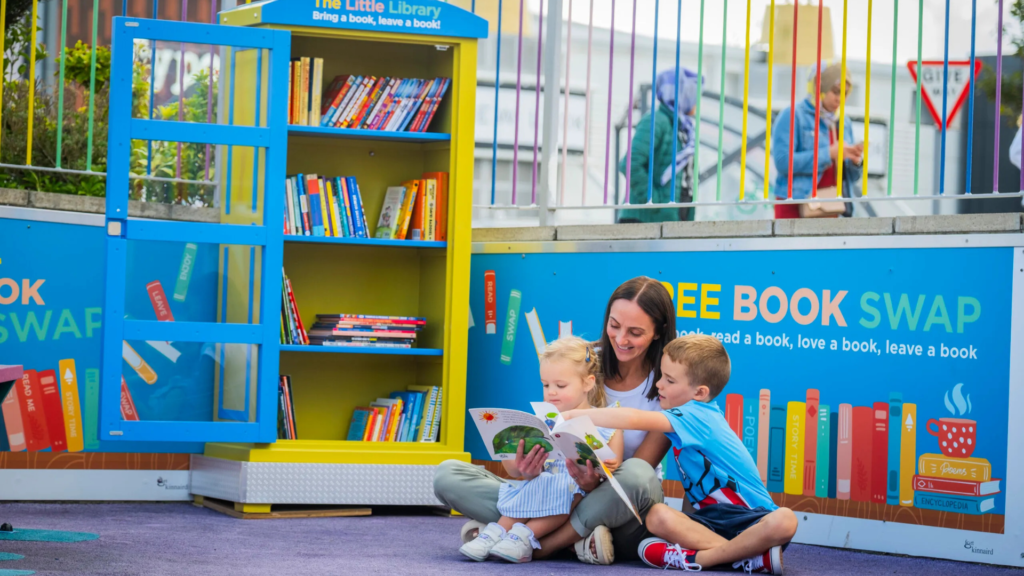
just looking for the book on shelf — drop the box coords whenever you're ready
[307,314,425,348]
[281,268,309,345]
[918,453,992,482]
[15,369,51,451]
[278,375,297,440]
[283,174,370,239]
[298,72,452,132]
[375,186,406,239]
[347,385,440,443]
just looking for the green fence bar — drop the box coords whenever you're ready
[86,0,100,171]
[55,0,69,168]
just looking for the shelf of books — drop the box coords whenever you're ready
[191,1,485,505]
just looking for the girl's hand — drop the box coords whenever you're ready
[602,457,621,475]
[514,440,547,481]
[566,459,602,493]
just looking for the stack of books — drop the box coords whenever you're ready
[281,268,308,345]
[374,173,448,241]
[319,75,451,132]
[913,454,1001,515]
[284,174,370,238]
[307,314,425,349]
[346,385,442,442]
[277,375,298,440]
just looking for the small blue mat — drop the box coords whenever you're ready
[0,529,98,543]
[0,570,34,575]
[0,554,23,561]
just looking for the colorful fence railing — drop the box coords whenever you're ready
[1,0,1023,221]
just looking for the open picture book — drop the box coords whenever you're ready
[468,402,641,523]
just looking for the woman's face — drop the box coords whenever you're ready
[821,81,851,114]
[606,298,659,367]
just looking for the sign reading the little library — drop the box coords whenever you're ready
[225,0,488,39]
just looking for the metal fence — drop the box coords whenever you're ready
[2,0,1024,225]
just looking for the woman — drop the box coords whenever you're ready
[434,277,676,564]
[618,68,701,224]
[772,63,864,219]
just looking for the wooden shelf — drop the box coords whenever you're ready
[205,439,466,465]
[288,125,451,143]
[284,235,446,249]
[280,344,443,357]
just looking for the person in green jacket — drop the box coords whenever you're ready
[618,68,701,223]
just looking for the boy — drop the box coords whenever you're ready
[562,334,797,573]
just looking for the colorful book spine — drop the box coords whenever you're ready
[871,401,889,504]
[828,411,838,498]
[418,78,451,131]
[1,381,27,451]
[338,177,357,238]
[348,177,369,238]
[741,395,759,465]
[887,393,903,505]
[803,389,819,496]
[348,409,371,440]
[431,387,443,441]
[309,58,324,126]
[918,453,992,482]
[757,389,770,484]
[837,403,853,500]
[725,394,743,439]
[899,403,917,506]
[814,405,830,498]
[298,57,310,126]
[58,359,85,452]
[423,178,437,241]
[767,405,786,493]
[913,492,995,515]
[290,60,301,123]
[331,75,363,126]
[17,370,50,451]
[783,401,805,495]
[850,406,873,502]
[395,180,418,241]
[38,369,68,452]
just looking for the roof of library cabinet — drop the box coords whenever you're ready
[220,0,489,40]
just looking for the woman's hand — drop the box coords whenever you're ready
[566,459,602,493]
[844,143,864,163]
[514,440,547,481]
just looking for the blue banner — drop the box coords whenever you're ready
[467,246,1013,531]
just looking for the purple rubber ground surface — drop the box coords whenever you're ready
[0,503,1018,575]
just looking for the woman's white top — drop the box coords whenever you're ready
[604,371,663,477]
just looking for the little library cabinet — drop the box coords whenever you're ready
[188,0,486,509]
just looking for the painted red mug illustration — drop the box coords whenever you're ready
[927,418,977,458]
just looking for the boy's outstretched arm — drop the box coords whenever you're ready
[563,407,673,433]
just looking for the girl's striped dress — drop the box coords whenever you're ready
[497,426,615,519]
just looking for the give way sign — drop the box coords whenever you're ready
[907,60,983,129]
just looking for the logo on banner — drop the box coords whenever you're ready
[906,60,983,129]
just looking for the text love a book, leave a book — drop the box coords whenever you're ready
[469,403,641,523]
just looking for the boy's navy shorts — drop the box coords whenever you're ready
[686,504,775,542]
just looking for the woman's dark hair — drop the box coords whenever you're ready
[598,277,676,400]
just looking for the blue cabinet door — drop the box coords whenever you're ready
[100,17,290,444]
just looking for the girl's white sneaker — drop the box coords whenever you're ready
[459,522,506,561]
[489,523,541,563]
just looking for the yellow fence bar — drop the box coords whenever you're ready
[26,0,39,165]
[836,0,848,197]
[763,0,775,200]
[739,0,752,200]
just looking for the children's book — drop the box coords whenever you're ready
[375,187,406,239]
[16,370,50,451]
[468,406,641,523]
[395,180,419,240]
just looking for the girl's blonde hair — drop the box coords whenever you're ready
[541,336,606,408]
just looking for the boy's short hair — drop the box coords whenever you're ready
[663,334,731,400]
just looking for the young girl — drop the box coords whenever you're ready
[460,336,624,563]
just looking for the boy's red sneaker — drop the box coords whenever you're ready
[732,545,783,574]
[638,538,702,571]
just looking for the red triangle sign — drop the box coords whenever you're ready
[907,60,983,130]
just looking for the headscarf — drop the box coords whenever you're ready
[806,63,849,128]
[655,68,702,186]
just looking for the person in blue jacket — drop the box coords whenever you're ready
[772,63,863,218]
